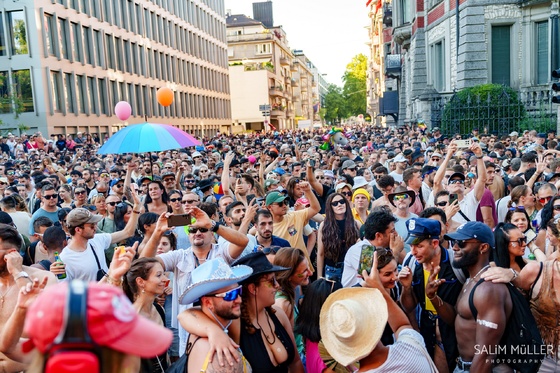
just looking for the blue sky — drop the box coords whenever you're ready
[223,0,370,87]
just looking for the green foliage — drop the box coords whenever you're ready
[324,84,346,123]
[13,19,28,55]
[441,84,526,135]
[517,102,557,133]
[342,54,367,117]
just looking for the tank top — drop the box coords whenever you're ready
[240,309,295,373]
[530,260,560,357]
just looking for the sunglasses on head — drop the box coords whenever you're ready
[331,199,345,207]
[261,246,281,255]
[509,236,527,246]
[206,285,242,301]
[188,227,210,234]
[508,206,525,212]
[43,194,58,200]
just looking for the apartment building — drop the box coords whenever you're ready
[0,0,231,138]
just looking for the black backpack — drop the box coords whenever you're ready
[469,279,544,373]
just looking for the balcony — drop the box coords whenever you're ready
[393,23,412,49]
[285,77,291,85]
[227,33,274,43]
[290,64,298,72]
[280,57,290,66]
[269,86,284,96]
[291,79,298,87]
[301,85,308,92]
[271,105,286,117]
[385,54,402,77]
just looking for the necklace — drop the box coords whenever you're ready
[463,265,490,293]
[208,308,233,334]
[258,311,277,346]
[0,284,16,308]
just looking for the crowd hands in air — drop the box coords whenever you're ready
[0,125,559,372]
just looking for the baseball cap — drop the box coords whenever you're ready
[449,172,466,182]
[109,178,124,188]
[323,170,335,179]
[265,191,287,206]
[341,160,356,170]
[264,179,279,189]
[161,171,175,179]
[509,131,519,137]
[22,281,172,357]
[444,221,495,248]
[405,218,441,244]
[66,208,103,228]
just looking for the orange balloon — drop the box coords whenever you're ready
[157,87,174,107]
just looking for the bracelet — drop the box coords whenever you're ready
[509,268,519,282]
[427,294,443,307]
[133,210,141,214]
[105,274,122,287]
[475,155,483,159]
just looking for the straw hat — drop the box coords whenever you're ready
[319,288,388,366]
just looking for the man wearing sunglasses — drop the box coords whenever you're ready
[177,257,252,373]
[399,217,465,373]
[29,184,60,235]
[141,207,249,355]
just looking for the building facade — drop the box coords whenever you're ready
[0,0,231,138]
[368,0,558,130]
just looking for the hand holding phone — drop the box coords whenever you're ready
[358,245,375,275]
[449,193,458,205]
[168,214,194,227]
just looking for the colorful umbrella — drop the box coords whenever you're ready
[97,123,201,154]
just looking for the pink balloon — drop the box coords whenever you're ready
[322,134,330,141]
[248,155,257,164]
[114,101,132,121]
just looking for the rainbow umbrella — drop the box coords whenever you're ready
[97,123,201,154]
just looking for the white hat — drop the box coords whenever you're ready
[392,153,408,163]
[323,170,335,179]
[320,288,388,366]
[179,258,252,305]
[352,176,368,190]
[192,151,202,158]
[509,131,519,137]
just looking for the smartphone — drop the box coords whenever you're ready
[358,245,375,275]
[449,193,458,205]
[254,197,265,206]
[308,159,316,168]
[455,139,472,149]
[168,214,193,227]
[526,229,537,244]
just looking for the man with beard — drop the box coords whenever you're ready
[177,257,253,373]
[0,223,56,372]
[399,217,464,372]
[220,201,259,256]
[81,168,95,194]
[442,222,512,373]
[251,209,290,249]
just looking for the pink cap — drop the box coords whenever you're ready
[23,282,172,358]
[296,198,310,206]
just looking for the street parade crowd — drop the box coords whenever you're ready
[0,125,559,372]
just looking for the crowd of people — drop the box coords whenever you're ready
[0,124,559,372]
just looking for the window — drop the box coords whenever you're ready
[65,73,75,113]
[13,70,34,112]
[77,75,86,113]
[115,37,123,71]
[106,34,115,70]
[0,71,10,113]
[87,76,96,114]
[83,26,93,65]
[9,11,28,55]
[110,80,119,107]
[51,71,63,112]
[58,18,69,59]
[94,30,103,67]
[44,14,56,56]
[395,0,413,26]
[256,43,271,55]
[431,40,445,91]
[536,21,548,85]
[98,78,108,115]
[71,22,82,62]
[491,25,511,86]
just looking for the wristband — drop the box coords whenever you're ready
[475,155,483,159]
[133,210,141,214]
[211,221,221,232]
[509,268,519,281]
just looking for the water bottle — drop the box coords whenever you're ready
[54,251,67,280]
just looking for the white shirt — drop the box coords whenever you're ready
[60,233,111,281]
[342,239,371,288]
[159,241,233,355]
[496,195,512,224]
[453,189,479,224]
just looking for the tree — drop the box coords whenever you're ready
[342,54,367,117]
[324,84,346,124]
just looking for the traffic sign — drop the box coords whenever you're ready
[259,104,271,111]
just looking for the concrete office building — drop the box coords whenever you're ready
[0,0,231,138]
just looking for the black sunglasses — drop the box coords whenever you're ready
[169,198,181,203]
[509,237,527,246]
[436,201,447,207]
[189,227,210,234]
[331,199,345,207]
[261,246,281,255]
[43,194,58,200]
[452,239,478,248]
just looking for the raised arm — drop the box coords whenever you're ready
[471,142,487,202]
[221,152,234,196]
[432,141,457,196]
[140,213,170,258]
[306,161,324,196]
[301,181,321,218]
[111,189,142,244]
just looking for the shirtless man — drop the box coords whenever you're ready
[370,175,396,211]
[0,223,57,372]
[442,222,512,373]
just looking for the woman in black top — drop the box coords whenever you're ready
[316,192,360,283]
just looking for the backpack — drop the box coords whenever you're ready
[403,247,467,284]
[468,279,544,373]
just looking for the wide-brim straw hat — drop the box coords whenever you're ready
[319,287,388,366]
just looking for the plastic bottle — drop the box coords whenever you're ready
[54,251,67,279]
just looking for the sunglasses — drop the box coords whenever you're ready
[448,179,465,185]
[274,199,289,206]
[188,227,210,234]
[106,201,121,206]
[183,199,199,204]
[436,201,448,207]
[539,197,552,205]
[341,191,352,197]
[393,194,409,201]
[331,199,345,207]
[75,190,86,195]
[453,239,478,248]
[43,194,58,200]
[509,236,527,246]
[0,182,6,185]
[114,184,123,188]
[374,175,383,179]
[508,206,525,212]
[100,173,110,177]
[165,166,173,169]
[261,246,281,255]
[169,198,182,203]
[316,176,325,179]
[431,157,441,161]
[206,285,242,301]
[553,205,560,211]
[185,179,196,183]
[260,276,279,288]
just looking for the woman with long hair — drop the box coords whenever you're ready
[317,192,360,282]
[167,189,184,215]
[144,180,169,216]
[504,206,545,261]
[123,257,169,372]
[494,223,527,274]
[294,278,342,373]
[1,195,31,238]
[57,184,73,208]
[535,196,560,254]
[274,248,312,327]
[508,185,537,221]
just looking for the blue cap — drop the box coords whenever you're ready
[405,218,441,244]
[444,222,495,248]
[273,167,286,176]
[109,178,124,188]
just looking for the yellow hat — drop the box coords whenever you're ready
[352,188,371,202]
